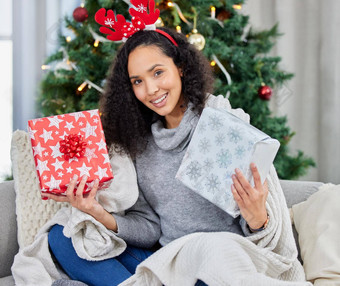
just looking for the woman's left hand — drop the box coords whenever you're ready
[231,163,268,230]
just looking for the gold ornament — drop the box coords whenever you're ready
[155,17,164,27]
[188,29,205,50]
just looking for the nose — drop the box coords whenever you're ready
[145,79,159,95]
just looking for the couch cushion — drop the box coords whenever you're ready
[280,179,323,208]
[0,275,15,286]
[292,183,340,285]
[10,130,68,248]
[0,181,18,278]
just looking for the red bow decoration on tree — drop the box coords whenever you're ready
[59,134,87,160]
[94,0,160,42]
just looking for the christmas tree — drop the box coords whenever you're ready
[39,0,315,179]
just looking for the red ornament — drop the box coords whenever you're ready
[59,134,87,160]
[258,85,272,100]
[73,7,89,23]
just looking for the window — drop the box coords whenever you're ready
[0,0,13,181]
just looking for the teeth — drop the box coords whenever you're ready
[153,94,167,104]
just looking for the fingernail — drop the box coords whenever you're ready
[232,174,236,180]
[251,163,256,169]
[73,174,78,180]
[235,168,240,174]
[82,175,88,181]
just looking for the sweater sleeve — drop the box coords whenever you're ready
[113,189,161,248]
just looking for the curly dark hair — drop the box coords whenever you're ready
[100,27,214,159]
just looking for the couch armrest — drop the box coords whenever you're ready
[0,181,19,278]
[280,179,324,209]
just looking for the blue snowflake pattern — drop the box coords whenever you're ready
[208,114,223,131]
[215,133,226,146]
[246,140,254,151]
[203,158,214,170]
[199,137,210,153]
[217,149,232,168]
[205,173,221,194]
[186,160,202,181]
[235,145,246,159]
[228,127,242,143]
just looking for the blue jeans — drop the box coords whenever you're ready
[49,224,207,286]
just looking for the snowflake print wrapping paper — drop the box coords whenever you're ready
[28,109,113,198]
[176,107,280,217]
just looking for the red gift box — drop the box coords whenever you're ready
[28,109,113,198]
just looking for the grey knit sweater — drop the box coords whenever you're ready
[114,105,250,248]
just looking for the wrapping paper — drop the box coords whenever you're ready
[176,107,280,217]
[28,109,113,198]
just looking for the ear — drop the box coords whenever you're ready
[178,67,183,77]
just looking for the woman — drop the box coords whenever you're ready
[46,28,300,286]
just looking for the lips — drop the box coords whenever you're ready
[151,93,168,107]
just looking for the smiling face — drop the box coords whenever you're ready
[128,45,185,129]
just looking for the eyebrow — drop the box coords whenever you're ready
[129,64,164,79]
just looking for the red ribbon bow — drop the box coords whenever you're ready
[59,134,87,160]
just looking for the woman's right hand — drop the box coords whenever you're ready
[43,175,118,231]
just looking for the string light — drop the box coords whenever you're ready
[94,39,100,47]
[211,6,216,18]
[77,82,87,92]
[41,65,50,70]
[210,60,216,67]
[176,26,182,33]
[66,36,72,42]
[167,1,174,7]
[233,4,242,10]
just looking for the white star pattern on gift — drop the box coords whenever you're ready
[81,122,97,139]
[95,166,108,180]
[28,127,37,140]
[28,110,113,194]
[32,142,46,157]
[102,153,110,164]
[84,148,98,162]
[48,117,63,129]
[51,159,64,171]
[96,139,106,151]
[76,162,92,177]
[87,110,99,118]
[59,131,68,140]
[49,142,63,158]
[39,128,53,143]
[45,175,62,190]
[65,121,75,131]
[69,112,86,122]
[36,158,50,175]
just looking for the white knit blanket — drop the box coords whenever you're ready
[120,166,311,286]
[12,151,139,286]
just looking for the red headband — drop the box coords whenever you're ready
[94,0,178,46]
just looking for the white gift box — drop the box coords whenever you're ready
[176,107,280,218]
